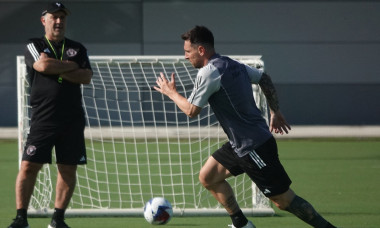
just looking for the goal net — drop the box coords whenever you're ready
[17,55,273,217]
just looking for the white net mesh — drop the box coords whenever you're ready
[17,55,273,216]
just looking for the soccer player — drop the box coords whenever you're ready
[8,2,92,228]
[153,25,337,228]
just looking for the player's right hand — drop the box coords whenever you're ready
[270,110,291,135]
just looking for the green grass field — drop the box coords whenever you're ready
[1,138,380,228]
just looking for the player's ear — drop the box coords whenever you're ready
[198,45,206,56]
[41,15,46,25]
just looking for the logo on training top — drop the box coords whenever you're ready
[56,2,61,7]
[26,145,37,156]
[66,48,78,57]
[44,48,51,54]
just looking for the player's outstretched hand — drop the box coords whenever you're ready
[270,110,291,135]
[153,72,176,97]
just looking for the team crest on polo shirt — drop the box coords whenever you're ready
[66,48,78,57]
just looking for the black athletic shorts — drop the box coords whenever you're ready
[212,137,291,197]
[22,120,87,165]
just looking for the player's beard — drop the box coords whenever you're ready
[190,57,203,69]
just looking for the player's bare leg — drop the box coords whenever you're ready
[8,161,43,228]
[16,161,43,209]
[55,164,77,209]
[269,188,295,210]
[270,188,336,228]
[199,156,253,228]
[49,164,77,228]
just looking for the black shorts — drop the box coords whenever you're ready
[212,137,291,197]
[22,120,87,165]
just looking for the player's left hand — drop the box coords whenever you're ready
[270,110,291,135]
[153,72,176,97]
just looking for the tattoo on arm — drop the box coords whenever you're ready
[258,72,280,112]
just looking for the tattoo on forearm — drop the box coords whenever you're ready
[259,73,280,112]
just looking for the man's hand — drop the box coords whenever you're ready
[270,110,291,135]
[153,72,177,98]
[153,72,202,118]
[39,52,49,60]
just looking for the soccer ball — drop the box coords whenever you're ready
[143,197,173,225]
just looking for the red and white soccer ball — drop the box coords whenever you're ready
[144,197,173,225]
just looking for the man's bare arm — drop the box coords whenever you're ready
[33,53,78,75]
[258,72,280,112]
[60,68,92,84]
[154,72,201,118]
[258,72,291,134]
[33,52,92,84]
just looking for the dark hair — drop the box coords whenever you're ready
[181,25,214,48]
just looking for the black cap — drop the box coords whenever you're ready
[42,2,70,16]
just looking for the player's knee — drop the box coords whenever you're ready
[273,200,290,211]
[57,164,77,179]
[198,170,208,187]
[198,169,213,189]
[269,189,295,210]
[57,164,77,173]
[20,161,42,175]
[270,195,292,210]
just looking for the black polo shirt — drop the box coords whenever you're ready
[24,37,91,128]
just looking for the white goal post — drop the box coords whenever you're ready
[17,55,274,217]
